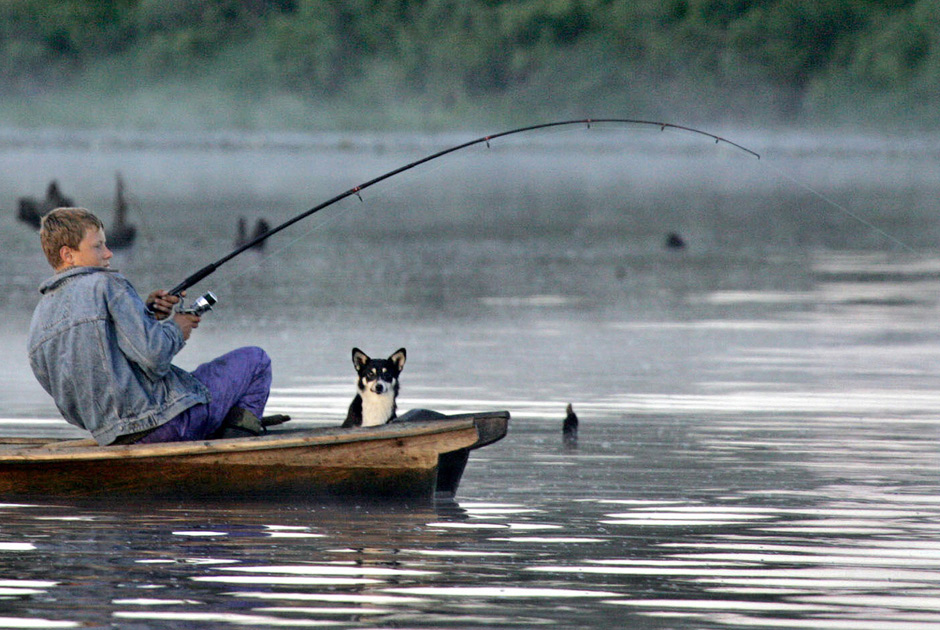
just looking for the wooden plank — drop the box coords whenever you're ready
[39,438,98,450]
[0,458,441,500]
[0,418,480,463]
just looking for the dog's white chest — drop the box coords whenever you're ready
[360,391,396,427]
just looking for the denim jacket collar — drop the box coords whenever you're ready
[39,266,118,295]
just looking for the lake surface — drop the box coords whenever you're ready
[2,125,940,628]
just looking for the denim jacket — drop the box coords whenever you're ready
[27,267,209,445]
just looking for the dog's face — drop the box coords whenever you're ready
[352,347,406,398]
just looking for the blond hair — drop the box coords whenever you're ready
[39,207,104,269]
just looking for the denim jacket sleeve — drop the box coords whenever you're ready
[103,274,185,378]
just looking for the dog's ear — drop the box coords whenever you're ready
[389,348,406,372]
[352,348,370,370]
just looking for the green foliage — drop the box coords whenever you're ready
[1,0,938,129]
[843,0,939,87]
[729,0,863,86]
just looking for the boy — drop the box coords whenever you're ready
[28,207,279,445]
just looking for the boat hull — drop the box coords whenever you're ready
[0,412,508,501]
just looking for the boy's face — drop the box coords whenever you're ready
[60,226,112,270]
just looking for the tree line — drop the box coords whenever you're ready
[1,0,936,129]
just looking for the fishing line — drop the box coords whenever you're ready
[759,160,916,253]
[155,117,921,301]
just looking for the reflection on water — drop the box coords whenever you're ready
[4,476,940,628]
[2,132,940,627]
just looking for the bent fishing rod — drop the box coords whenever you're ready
[167,118,760,298]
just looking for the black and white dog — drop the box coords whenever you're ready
[342,347,406,428]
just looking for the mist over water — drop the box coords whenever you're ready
[2,127,940,628]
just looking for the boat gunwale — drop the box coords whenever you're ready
[0,413,508,463]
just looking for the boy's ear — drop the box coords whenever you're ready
[352,348,370,370]
[58,245,73,267]
[389,348,406,372]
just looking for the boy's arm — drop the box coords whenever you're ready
[107,281,191,378]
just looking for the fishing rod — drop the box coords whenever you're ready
[167,118,760,297]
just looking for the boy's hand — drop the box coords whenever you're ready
[173,312,201,340]
[146,290,182,320]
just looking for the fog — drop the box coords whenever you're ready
[4,116,940,630]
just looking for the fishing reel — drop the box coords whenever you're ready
[178,291,218,316]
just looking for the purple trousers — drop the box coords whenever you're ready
[138,346,272,444]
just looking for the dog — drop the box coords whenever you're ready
[342,347,406,428]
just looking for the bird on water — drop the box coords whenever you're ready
[563,403,578,447]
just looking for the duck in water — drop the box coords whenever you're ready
[563,403,578,448]
[235,217,271,251]
[17,180,74,229]
[107,172,137,250]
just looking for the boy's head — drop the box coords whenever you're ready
[40,207,107,271]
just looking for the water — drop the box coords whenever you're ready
[2,126,940,628]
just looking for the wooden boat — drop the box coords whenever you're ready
[0,411,509,501]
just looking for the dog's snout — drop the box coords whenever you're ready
[373,382,386,394]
